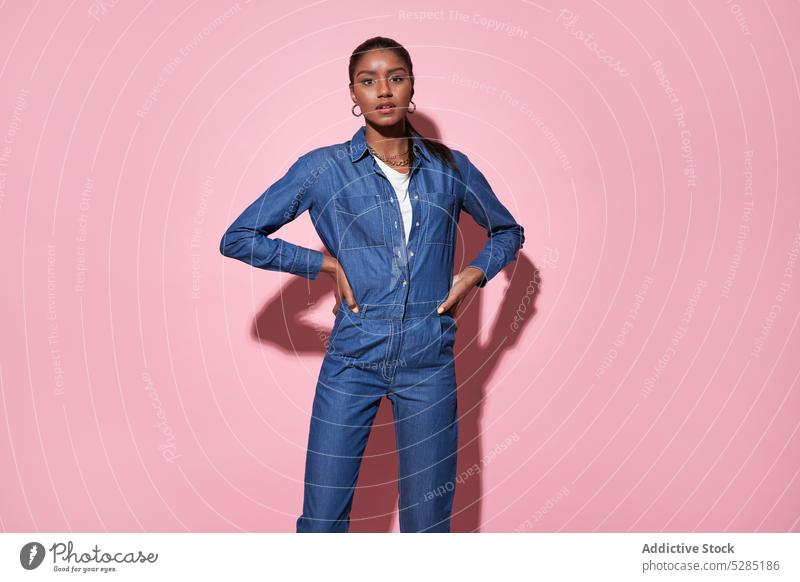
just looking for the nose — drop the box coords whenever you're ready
[377,77,393,97]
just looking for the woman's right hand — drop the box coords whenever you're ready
[320,255,358,315]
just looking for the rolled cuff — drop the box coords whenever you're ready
[285,241,325,280]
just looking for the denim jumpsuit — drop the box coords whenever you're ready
[220,125,525,532]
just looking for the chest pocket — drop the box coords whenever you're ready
[334,194,386,250]
[422,191,456,246]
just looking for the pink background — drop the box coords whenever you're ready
[1,0,799,533]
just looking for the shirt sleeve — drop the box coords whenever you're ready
[460,154,525,288]
[219,154,324,280]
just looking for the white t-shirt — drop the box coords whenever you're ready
[373,155,412,244]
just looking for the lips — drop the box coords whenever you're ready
[376,102,395,110]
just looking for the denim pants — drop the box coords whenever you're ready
[295,298,459,533]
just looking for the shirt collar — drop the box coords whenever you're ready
[349,124,431,164]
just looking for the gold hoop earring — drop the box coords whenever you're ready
[408,100,416,113]
[351,104,363,117]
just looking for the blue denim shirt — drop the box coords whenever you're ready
[220,125,525,317]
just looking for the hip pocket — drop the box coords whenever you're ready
[402,314,455,368]
[439,313,458,355]
[327,310,390,366]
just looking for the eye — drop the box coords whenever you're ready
[360,79,375,86]
[390,76,406,83]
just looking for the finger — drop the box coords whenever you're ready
[344,289,359,312]
[337,272,356,310]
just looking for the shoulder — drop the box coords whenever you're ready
[447,147,474,174]
[449,147,467,162]
[291,139,354,201]
[300,137,355,171]
[443,147,475,187]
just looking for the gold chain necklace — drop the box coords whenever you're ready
[367,143,410,167]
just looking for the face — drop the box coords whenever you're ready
[350,49,413,125]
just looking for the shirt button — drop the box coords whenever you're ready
[416,221,420,227]
[409,251,414,257]
[414,194,419,199]
[402,280,407,286]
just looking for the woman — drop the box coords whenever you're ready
[220,36,525,532]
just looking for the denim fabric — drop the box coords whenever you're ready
[220,125,524,532]
[296,305,459,532]
[219,124,525,298]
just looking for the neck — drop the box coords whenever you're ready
[364,121,409,161]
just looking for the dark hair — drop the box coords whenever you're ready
[348,36,460,175]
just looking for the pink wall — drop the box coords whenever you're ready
[1,0,799,532]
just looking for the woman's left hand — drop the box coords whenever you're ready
[436,267,485,317]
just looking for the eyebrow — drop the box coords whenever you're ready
[356,67,408,77]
